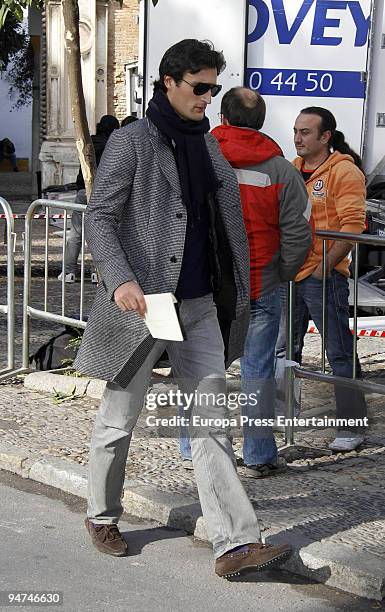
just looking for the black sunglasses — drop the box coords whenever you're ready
[181,79,222,98]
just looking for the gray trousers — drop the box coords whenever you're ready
[88,294,260,558]
[63,190,86,275]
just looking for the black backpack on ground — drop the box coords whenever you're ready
[29,326,83,371]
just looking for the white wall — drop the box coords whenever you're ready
[363,0,385,177]
[144,0,247,128]
[0,54,32,162]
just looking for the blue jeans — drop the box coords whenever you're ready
[295,271,367,432]
[240,288,281,465]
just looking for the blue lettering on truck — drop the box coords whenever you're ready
[246,68,366,98]
[248,0,370,47]
[247,1,370,98]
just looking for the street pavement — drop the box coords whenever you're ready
[0,470,382,612]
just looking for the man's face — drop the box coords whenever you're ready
[293,113,331,159]
[164,68,218,121]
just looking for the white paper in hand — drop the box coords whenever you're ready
[143,293,183,341]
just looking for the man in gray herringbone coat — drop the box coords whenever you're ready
[77,39,291,578]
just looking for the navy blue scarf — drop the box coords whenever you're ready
[146,90,219,226]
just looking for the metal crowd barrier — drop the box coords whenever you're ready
[0,199,88,381]
[0,197,16,374]
[285,230,385,446]
[21,199,88,371]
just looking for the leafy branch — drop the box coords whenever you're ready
[0,1,43,29]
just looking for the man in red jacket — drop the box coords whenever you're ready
[211,87,312,477]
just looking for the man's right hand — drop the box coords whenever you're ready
[114,281,147,318]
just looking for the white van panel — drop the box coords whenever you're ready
[144,0,247,128]
[247,0,373,161]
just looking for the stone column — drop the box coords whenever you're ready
[39,0,108,188]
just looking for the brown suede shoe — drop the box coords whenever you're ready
[215,542,292,578]
[85,518,128,557]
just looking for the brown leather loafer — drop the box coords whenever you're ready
[85,518,128,557]
[215,542,292,578]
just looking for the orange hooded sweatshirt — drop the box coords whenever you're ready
[293,151,366,282]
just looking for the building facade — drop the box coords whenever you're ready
[40,0,139,188]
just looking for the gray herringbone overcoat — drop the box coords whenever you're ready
[74,118,250,385]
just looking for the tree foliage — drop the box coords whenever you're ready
[0,0,43,28]
[0,3,43,108]
[0,13,25,69]
[0,13,34,107]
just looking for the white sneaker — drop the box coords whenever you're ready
[329,434,364,452]
[91,272,98,284]
[57,272,76,283]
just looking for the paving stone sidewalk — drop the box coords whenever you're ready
[1,332,385,600]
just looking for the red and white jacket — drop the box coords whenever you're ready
[212,125,312,299]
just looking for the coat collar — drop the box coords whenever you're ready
[146,118,182,197]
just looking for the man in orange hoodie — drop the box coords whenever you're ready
[292,107,367,452]
[211,88,312,476]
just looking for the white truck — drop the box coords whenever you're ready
[136,0,385,318]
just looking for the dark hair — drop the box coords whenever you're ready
[153,39,226,93]
[300,106,363,170]
[96,115,120,135]
[121,115,138,128]
[221,87,266,130]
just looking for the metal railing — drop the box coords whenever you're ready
[0,198,89,381]
[285,230,385,446]
[21,199,88,370]
[0,197,16,374]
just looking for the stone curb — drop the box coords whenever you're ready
[23,371,240,400]
[0,439,383,601]
[24,371,106,400]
